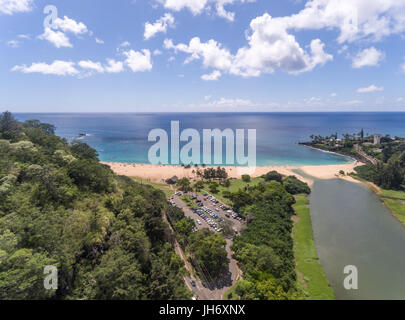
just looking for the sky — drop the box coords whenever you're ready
[1,0,405,112]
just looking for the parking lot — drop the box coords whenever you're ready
[168,192,245,235]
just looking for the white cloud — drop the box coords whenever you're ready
[231,14,333,76]
[201,70,221,80]
[164,29,332,78]
[78,59,124,75]
[144,13,175,40]
[305,97,322,104]
[123,49,153,72]
[343,99,364,106]
[12,60,79,76]
[159,0,255,21]
[206,97,256,108]
[0,0,33,15]
[7,40,19,48]
[164,1,405,77]
[95,38,104,44]
[38,16,89,48]
[120,41,131,48]
[352,47,384,68]
[53,16,88,35]
[357,84,384,93]
[78,60,104,73]
[153,49,162,55]
[272,0,405,44]
[331,93,337,97]
[105,59,124,73]
[38,28,72,48]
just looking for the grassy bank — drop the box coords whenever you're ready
[131,177,174,198]
[292,195,335,300]
[379,190,405,226]
[349,174,405,227]
[202,177,265,205]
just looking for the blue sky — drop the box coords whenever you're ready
[1,0,405,112]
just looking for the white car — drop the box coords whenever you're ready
[197,220,202,225]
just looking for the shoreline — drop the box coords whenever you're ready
[102,161,361,186]
[301,144,359,164]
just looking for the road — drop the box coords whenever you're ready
[170,192,243,300]
[354,144,378,165]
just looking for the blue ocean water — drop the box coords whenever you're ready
[14,113,405,166]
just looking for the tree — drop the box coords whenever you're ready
[188,229,229,278]
[0,249,57,300]
[242,174,251,183]
[264,171,283,183]
[176,178,192,192]
[0,111,20,141]
[194,181,204,194]
[283,176,311,195]
[209,182,219,194]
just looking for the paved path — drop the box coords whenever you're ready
[169,193,243,300]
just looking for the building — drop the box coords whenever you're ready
[373,134,382,145]
[165,176,178,185]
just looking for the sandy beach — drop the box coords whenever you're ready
[102,161,360,186]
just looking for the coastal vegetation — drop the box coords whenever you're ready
[306,130,405,227]
[0,112,191,300]
[292,195,334,300]
[165,205,229,281]
[223,177,312,299]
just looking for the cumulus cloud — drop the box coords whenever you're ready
[95,38,104,44]
[105,59,124,73]
[38,28,72,48]
[357,84,384,93]
[38,16,89,48]
[164,0,405,78]
[272,0,405,44]
[0,0,33,15]
[11,60,79,76]
[158,0,255,21]
[53,16,88,35]
[352,47,384,68]
[123,49,153,72]
[78,60,105,73]
[164,28,332,78]
[201,70,221,80]
[144,13,175,40]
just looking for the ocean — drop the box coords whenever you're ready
[14,112,405,166]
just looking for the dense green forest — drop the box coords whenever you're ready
[228,176,311,299]
[354,140,405,190]
[0,112,191,300]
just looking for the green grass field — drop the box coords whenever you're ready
[379,189,405,200]
[379,189,405,226]
[131,177,174,198]
[202,177,265,205]
[292,195,335,300]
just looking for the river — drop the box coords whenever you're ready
[309,178,405,299]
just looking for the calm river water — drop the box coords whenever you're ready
[309,179,405,299]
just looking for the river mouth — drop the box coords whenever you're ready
[309,178,405,300]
